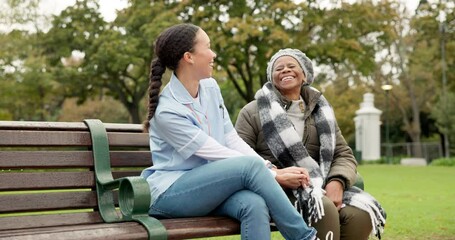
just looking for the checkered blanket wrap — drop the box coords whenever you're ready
[256,82,386,239]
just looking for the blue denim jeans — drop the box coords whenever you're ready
[149,156,316,240]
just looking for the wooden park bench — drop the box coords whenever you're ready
[0,119,364,240]
[0,119,242,240]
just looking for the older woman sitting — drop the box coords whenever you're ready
[235,48,386,240]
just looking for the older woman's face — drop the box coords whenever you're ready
[272,56,306,98]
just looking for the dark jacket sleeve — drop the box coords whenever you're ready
[326,123,358,189]
[235,102,259,150]
[235,101,277,162]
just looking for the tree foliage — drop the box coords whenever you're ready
[58,97,130,123]
[40,0,182,123]
[366,0,455,156]
[431,92,455,155]
[181,0,296,104]
[0,0,454,155]
[302,1,398,81]
[0,0,63,121]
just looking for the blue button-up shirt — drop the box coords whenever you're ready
[141,73,232,204]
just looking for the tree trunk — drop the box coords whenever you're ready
[406,93,423,158]
[128,103,141,124]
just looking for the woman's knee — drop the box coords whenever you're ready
[225,190,270,220]
[339,206,372,240]
[239,191,269,218]
[312,196,340,240]
[313,196,339,225]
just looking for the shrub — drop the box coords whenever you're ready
[430,157,455,166]
[360,156,402,165]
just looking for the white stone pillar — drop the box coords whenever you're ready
[355,93,382,161]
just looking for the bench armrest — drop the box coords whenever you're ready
[84,119,166,240]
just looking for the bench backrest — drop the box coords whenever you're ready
[0,121,151,231]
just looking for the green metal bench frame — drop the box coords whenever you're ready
[84,119,167,240]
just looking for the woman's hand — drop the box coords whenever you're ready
[274,167,310,189]
[325,180,344,210]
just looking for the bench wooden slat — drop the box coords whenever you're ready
[0,131,148,147]
[0,121,143,132]
[0,172,94,190]
[0,151,150,168]
[0,131,91,146]
[112,170,143,178]
[0,222,148,240]
[0,151,93,168]
[0,191,97,213]
[0,212,103,231]
[110,151,151,167]
[0,215,240,240]
[0,121,88,131]
[0,171,142,190]
[162,216,240,239]
[107,132,149,147]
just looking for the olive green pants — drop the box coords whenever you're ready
[311,196,372,240]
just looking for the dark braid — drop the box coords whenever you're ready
[143,23,200,132]
[144,58,164,131]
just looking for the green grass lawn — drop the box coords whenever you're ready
[359,165,455,240]
[202,165,455,240]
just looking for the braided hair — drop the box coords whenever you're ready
[143,23,200,132]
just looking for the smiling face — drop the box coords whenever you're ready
[272,55,306,100]
[189,29,217,79]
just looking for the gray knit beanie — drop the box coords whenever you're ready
[266,48,314,85]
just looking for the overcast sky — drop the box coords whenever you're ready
[46,0,420,22]
[40,0,128,22]
[1,0,421,33]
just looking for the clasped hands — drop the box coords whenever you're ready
[273,166,344,210]
[273,166,310,189]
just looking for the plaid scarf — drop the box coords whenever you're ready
[256,82,386,239]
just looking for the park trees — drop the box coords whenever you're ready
[295,1,399,142]
[0,0,64,121]
[85,0,182,123]
[369,0,455,157]
[0,0,453,155]
[181,0,296,104]
[419,0,455,156]
[182,0,397,139]
[41,0,182,123]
